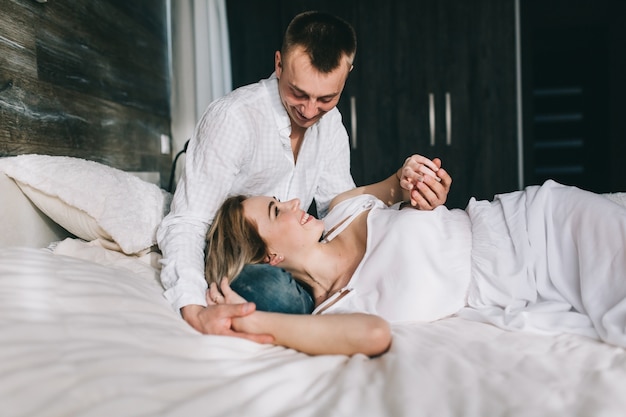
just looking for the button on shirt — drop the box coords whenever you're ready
[157,74,356,311]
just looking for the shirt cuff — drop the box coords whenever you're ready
[164,281,209,313]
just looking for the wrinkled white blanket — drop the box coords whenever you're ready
[464,180,626,347]
[2,243,626,417]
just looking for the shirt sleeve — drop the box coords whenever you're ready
[156,102,251,312]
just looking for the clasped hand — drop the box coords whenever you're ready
[398,155,452,209]
[179,280,274,343]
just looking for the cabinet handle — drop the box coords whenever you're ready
[445,92,451,146]
[429,93,435,146]
[350,96,357,149]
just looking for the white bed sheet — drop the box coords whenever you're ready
[2,242,626,417]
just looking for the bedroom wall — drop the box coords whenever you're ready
[0,0,172,187]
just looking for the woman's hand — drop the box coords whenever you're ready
[398,155,452,209]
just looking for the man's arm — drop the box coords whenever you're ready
[159,194,269,338]
[328,154,452,211]
[157,102,255,334]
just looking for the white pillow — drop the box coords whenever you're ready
[0,155,172,254]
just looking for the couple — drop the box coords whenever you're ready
[204,156,626,357]
[157,10,451,336]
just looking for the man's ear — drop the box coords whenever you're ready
[275,51,283,77]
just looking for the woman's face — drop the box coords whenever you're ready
[242,196,324,257]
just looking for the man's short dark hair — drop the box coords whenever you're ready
[282,11,357,73]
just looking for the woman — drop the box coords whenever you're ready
[205,156,626,357]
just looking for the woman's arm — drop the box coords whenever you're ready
[232,311,391,357]
[331,172,402,208]
[210,280,391,357]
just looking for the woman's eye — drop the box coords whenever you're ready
[275,206,280,217]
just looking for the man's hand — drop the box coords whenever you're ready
[209,280,247,305]
[398,156,452,209]
[180,301,274,344]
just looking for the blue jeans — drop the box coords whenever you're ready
[230,264,314,314]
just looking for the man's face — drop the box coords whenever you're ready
[275,46,351,130]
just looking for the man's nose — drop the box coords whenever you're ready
[301,99,318,118]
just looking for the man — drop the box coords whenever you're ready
[157,11,450,339]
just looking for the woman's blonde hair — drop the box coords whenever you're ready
[204,195,268,286]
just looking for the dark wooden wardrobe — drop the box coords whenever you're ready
[227,0,626,208]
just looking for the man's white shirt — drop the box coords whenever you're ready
[157,74,355,311]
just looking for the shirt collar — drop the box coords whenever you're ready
[265,72,292,133]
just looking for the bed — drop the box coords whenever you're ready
[1,154,626,417]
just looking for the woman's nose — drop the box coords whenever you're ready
[287,198,300,210]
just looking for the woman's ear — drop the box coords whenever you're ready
[266,253,284,266]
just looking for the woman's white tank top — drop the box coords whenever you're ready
[313,194,472,323]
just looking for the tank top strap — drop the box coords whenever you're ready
[321,194,382,242]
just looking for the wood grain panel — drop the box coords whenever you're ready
[0,67,169,170]
[0,0,38,78]
[0,0,171,187]
[35,0,169,115]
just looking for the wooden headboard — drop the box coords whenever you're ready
[0,0,171,188]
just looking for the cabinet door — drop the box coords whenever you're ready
[432,0,518,208]
[348,1,437,187]
[227,0,518,208]
[349,0,518,208]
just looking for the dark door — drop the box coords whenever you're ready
[227,0,519,208]
[522,0,626,194]
[348,0,518,208]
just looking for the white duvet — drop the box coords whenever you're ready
[2,242,626,417]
